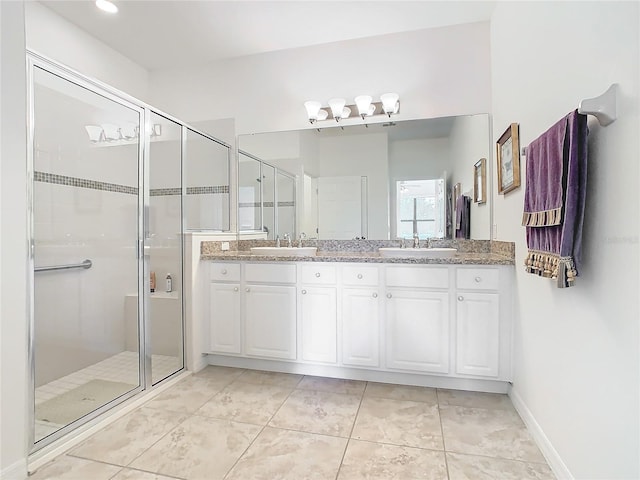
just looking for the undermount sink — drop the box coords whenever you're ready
[378,247,457,258]
[250,246,318,257]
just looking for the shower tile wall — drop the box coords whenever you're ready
[184,129,230,232]
[33,143,139,387]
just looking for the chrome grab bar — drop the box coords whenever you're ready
[35,259,92,273]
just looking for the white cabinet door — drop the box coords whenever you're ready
[209,283,242,354]
[456,292,500,377]
[385,290,449,373]
[244,284,297,360]
[342,288,380,367]
[300,286,337,363]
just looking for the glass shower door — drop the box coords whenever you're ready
[148,112,184,384]
[31,66,143,444]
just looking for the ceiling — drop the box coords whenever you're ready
[38,0,496,71]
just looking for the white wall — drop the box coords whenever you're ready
[149,22,492,135]
[25,1,149,101]
[448,114,491,239]
[491,2,639,479]
[0,1,29,478]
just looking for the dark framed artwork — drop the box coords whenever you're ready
[473,158,487,204]
[496,123,521,195]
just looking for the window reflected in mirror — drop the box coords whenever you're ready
[396,179,446,240]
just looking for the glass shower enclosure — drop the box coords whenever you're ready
[27,53,231,451]
[238,150,296,239]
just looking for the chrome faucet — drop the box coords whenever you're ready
[284,233,292,248]
[413,232,420,248]
[298,232,306,248]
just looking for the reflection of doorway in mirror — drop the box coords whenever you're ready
[302,174,318,238]
[317,176,367,239]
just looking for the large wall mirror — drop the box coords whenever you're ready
[238,113,492,241]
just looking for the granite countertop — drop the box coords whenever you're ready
[200,250,514,266]
[200,239,516,266]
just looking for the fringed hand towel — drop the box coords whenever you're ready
[522,110,588,288]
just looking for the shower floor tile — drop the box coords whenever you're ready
[34,351,182,443]
[35,351,181,405]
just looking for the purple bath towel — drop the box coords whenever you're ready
[522,110,588,288]
[456,195,471,239]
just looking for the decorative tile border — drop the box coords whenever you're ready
[187,186,229,195]
[35,172,229,197]
[239,201,295,208]
[34,171,138,195]
[151,188,181,197]
[151,187,229,196]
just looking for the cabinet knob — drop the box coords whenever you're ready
[357,274,363,279]
[221,269,227,275]
[386,293,392,299]
[233,287,238,292]
[458,295,464,301]
[301,289,307,295]
[315,272,321,277]
[246,288,250,292]
[474,276,482,283]
[372,292,378,298]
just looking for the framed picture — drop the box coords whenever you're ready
[473,158,487,204]
[496,123,521,195]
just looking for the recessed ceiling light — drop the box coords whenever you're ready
[95,0,118,14]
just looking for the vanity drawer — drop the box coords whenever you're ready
[385,266,449,289]
[245,263,296,284]
[300,264,337,285]
[342,265,379,286]
[210,262,240,282]
[456,267,500,291]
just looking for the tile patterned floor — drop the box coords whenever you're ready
[30,366,556,480]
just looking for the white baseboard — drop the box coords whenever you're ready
[193,354,210,374]
[1,458,27,480]
[206,354,510,393]
[509,387,573,479]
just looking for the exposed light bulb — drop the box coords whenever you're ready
[96,0,118,14]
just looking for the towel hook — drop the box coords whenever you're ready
[578,83,617,126]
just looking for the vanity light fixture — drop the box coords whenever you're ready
[380,92,400,117]
[95,0,118,14]
[304,101,322,124]
[354,95,373,119]
[303,93,400,125]
[328,98,346,122]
